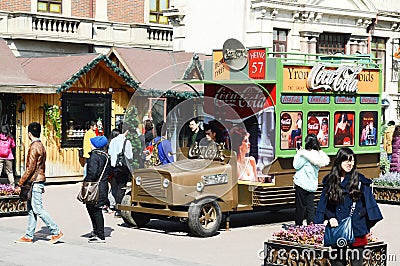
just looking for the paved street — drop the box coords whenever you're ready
[0,183,399,266]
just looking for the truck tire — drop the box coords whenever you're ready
[120,195,150,227]
[188,198,222,237]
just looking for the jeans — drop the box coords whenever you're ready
[0,159,14,186]
[86,203,105,239]
[25,182,60,239]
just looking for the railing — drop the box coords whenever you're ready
[0,11,173,50]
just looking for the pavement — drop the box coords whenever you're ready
[0,182,399,266]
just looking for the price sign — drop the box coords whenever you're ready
[248,48,266,79]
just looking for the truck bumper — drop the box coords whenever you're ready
[117,204,189,218]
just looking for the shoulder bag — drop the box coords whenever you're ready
[20,161,42,201]
[323,182,361,247]
[77,151,109,204]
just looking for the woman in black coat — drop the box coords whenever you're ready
[84,136,111,243]
[315,148,383,266]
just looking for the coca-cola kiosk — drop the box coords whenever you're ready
[202,45,382,186]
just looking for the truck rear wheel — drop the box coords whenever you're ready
[121,194,150,227]
[188,198,222,237]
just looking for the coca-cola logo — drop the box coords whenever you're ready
[281,113,292,132]
[306,63,362,93]
[307,116,320,135]
[213,86,267,109]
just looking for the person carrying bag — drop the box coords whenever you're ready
[315,148,383,266]
[79,136,111,243]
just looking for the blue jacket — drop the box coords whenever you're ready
[315,173,383,237]
[153,136,174,165]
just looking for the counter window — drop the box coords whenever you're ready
[359,111,378,146]
[307,112,329,148]
[280,111,302,150]
[61,93,111,148]
[334,112,354,147]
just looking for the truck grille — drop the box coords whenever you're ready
[138,176,166,199]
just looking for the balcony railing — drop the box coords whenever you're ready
[0,11,173,50]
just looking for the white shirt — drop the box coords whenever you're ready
[108,134,133,167]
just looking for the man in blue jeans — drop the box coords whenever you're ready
[14,122,63,244]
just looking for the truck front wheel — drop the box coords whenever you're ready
[121,194,150,227]
[188,198,222,237]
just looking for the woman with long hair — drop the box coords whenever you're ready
[0,124,16,186]
[293,133,329,226]
[315,148,383,266]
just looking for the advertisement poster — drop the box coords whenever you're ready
[334,112,355,146]
[280,111,302,150]
[307,112,329,147]
[359,111,378,146]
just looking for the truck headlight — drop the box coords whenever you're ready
[135,176,142,186]
[196,181,205,192]
[162,178,170,188]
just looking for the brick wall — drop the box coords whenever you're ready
[0,0,30,12]
[108,0,144,24]
[71,0,91,18]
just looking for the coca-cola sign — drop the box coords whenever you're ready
[306,63,362,93]
[204,84,275,120]
[280,113,292,132]
[307,116,320,135]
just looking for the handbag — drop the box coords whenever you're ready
[323,182,361,247]
[77,152,109,204]
[116,139,132,175]
[19,161,42,201]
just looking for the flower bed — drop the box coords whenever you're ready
[263,224,386,266]
[373,173,400,204]
[0,184,27,215]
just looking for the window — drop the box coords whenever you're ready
[334,112,354,147]
[150,0,169,24]
[273,29,288,57]
[317,33,348,54]
[307,112,329,148]
[280,111,302,150]
[371,37,386,83]
[61,93,111,148]
[359,111,378,146]
[38,0,62,13]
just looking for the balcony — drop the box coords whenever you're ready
[0,11,173,50]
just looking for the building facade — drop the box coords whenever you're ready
[168,0,400,122]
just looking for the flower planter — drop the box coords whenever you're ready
[263,239,387,266]
[0,195,27,215]
[373,186,400,204]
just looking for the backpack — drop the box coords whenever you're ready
[144,137,164,168]
[0,137,10,157]
[115,139,132,176]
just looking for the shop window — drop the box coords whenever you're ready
[38,0,62,13]
[371,37,386,84]
[359,111,378,146]
[280,111,302,150]
[150,0,169,24]
[61,93,111,148]
[273,29,288,58]
[334,112,354,147]
[317,33,348,54]
[307,112,329,148]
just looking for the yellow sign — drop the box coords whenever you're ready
[282,65,380,94]
[212,50,230,80]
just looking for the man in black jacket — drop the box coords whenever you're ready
[187,117,205,147]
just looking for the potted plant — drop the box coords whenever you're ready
[373,172,400,203]
[0,184,27,215]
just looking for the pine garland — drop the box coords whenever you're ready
[123,105,141,170]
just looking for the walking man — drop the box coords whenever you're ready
[14,122,64,244]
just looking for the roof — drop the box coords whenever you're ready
[109,47,209,96]
[18,53,99,85]
[0,39,53,92]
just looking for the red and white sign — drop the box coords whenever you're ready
[248,48,266,79]
[204,84,276,120]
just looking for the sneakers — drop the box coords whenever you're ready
[14,236,33,244]
[88,236,106,243]
[48,231,64,244]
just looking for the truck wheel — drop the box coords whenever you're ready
[188,198,222,237]
[120,194,150,227]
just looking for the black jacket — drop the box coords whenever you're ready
[84,149,111,207]
[187,129,206,147]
